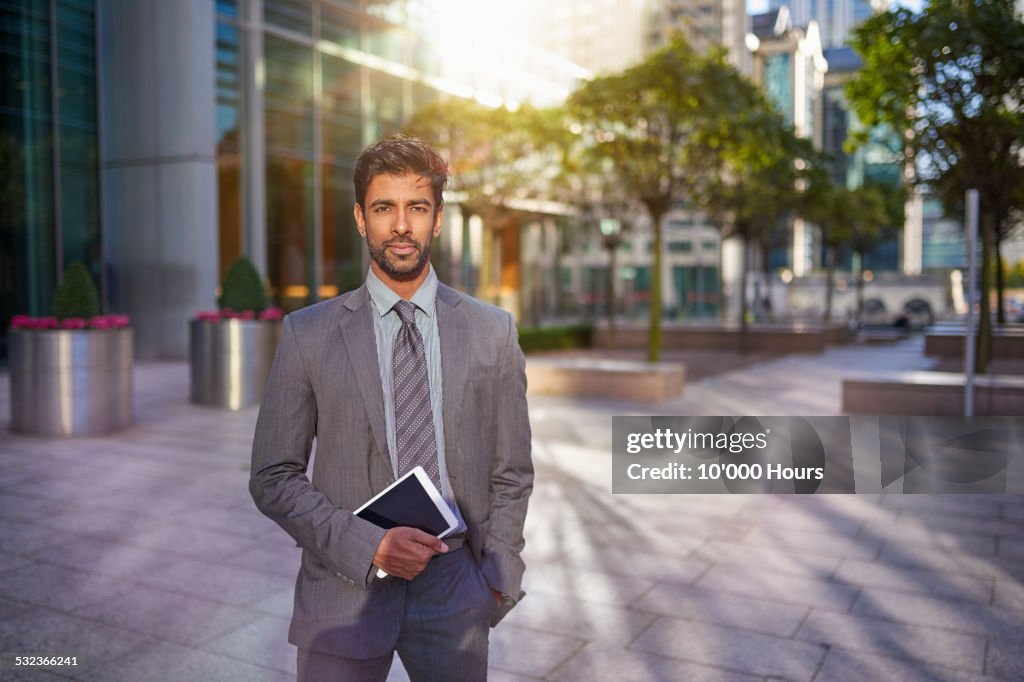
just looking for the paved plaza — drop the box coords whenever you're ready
[1,338,1023,681]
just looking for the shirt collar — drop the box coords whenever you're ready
[365,265,438,319]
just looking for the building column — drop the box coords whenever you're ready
[98,0,218,359]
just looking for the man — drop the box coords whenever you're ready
[250,135,533,682]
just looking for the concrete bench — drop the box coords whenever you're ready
[592,322,848,354]
[843,371,1024,415]
[925,327,1024,358]
[525,356,685,402]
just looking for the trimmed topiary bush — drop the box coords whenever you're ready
[52,262,100,320]
[218,257,267,313]
[517,324,592,354]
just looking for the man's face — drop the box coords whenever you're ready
[354,173,442,286]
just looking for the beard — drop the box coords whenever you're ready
[367,234,433,282]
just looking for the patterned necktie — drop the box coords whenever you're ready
[392,300,441,490]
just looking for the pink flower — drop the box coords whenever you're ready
[60,318,88,329]
[11,315,32,329]
[259,307,284,321]
[238,310,255,320]
[36,317,58,329]
[195,311,221,322]
[89,316,113,330]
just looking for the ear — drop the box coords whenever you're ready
[353,203,366,237]
[433,205,443,238]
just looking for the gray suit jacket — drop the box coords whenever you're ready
[250,282,533,658]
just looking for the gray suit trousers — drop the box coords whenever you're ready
[297,547,496,682]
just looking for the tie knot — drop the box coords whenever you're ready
[393,300,418,326]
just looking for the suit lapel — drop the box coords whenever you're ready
[338,286,390,469]
[436,284,468,463]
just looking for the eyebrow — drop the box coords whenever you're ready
[368,197,433,208]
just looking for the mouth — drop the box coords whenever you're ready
[387,242,419,256]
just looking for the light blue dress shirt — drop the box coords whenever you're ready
[365,265,467,535]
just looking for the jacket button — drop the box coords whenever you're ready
[336,572,343,578]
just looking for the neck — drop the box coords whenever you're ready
[370,262,429,300]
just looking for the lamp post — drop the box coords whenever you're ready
[600,217,623,349]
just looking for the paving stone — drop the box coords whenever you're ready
[631,581,807,636]
[202,614,295,675]
[741,526,883,561]
[0,491,66,522]
[875,543,1010,579]
[37,507,165,541]
[629,616,826,680]
[695,565,860,612]
[815,648,994,682]
[218,540,302,578]
[992,578,1024,611]
[795,609,986,671]
[84,640,294,682]
[246,588,296,620]
[859,521,998,556]
[693,540,841,579]
[521,561,657,607]
[122,522,265,563]
[0,562,134,612]
[502,593,655,645]
[986,633,1024,680]
[997,537,1024,561]
[851,587,1022,637]
[32,537,181,580]
[74,586,261,647]
[0,518,80,557]
[550,645,759,682]
[165,506,283,540]
[0,610,157,671]
[135,557,292,608]
[835,559,994,603]
[489,624,583,678]
[0,595,36,622]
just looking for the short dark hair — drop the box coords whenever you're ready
[353,135,449,211]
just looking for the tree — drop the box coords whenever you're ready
[801,176,856,324]
[703,105,818,349]
[846,0,1024,372]
[569,35,753,362]
[848,181,905,322]
[404,98,569,318]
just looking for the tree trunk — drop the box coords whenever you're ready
[739,236,749,354]
[762,243,773,322]
[823,246,835,325]
[648,211,664,363]
[855,250,865,324]
[976,212,994,374]
[994,232,1006,325]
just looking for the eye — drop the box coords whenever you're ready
[411,206,428,213]
[374,206,391,214]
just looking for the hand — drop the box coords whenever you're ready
[372,527,448,580]
[491,589,503,608]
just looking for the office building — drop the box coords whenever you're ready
[2,0,586,360]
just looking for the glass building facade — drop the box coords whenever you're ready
[1,0,583,359]
[1,0,100,358]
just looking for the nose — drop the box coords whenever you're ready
[393,209,412,235]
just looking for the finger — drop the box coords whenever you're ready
[406,528,448,554]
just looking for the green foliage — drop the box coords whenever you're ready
[517,325,592,354]
[218,257,267,313]
[336,262,364,295]
[1006,261,1024,289]
[52,261,100,320]
[568,35,764,360]
[846,0,1024,369]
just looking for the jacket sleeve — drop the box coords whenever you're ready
[249,314,386,589]
[479,314,534,612]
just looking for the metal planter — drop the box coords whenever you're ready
[8,328,134,436]
[189,319,281,410]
